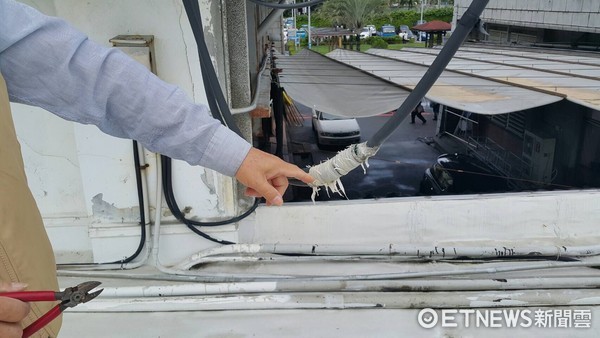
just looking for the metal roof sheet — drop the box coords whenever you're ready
[277,49,410,118]
[459,47,600,67]
[327,49,563,115]
[370,47,600,110]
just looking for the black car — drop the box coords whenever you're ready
[419,153,510,195]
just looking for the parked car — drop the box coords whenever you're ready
[359,27,372,39]
[413,20,427,41]
[380,24,396,38]
[311,108,361,148]
[419,153,511,195]
[296,29,307,39]
[283,17,294,28]
[366,24,377,36]
[398,25,414,41]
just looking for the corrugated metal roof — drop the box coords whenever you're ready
[369,47,600,110]
[327,49,563,115]
[277,49,410,118]
[459,47,600,68]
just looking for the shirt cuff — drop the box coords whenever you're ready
[201,125,252,177]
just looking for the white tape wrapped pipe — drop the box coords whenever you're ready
[308,142,379,201]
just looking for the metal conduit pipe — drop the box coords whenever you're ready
[74,277,600,299]
[57,268,600,309]
[150,156,274,279]
[230,57,269,115]
[256,1,286,38]
[58,255,600,283]
[71,288,600,312]
[174,242,600,270]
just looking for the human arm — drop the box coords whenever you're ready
[0,281,30,338]
[0,0,247,176]
[0,0,315,202]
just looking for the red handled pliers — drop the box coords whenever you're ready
[1,281,103,338]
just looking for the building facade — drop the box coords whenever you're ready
[454,0,600,49]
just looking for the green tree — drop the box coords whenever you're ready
[343,0,387,29]
[313,0,345,27]
[314,0,386,30]
[368,6,452,30]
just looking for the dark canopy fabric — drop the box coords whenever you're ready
[276,49,410,118]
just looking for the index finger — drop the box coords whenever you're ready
[281,163,314,185]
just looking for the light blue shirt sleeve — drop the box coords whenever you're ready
[0,0,251,177]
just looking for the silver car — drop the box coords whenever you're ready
[311,108,361,148]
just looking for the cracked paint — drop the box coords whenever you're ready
[91,193,139,222]
[200,169,216,195]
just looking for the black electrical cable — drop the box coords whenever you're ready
[108,140,147,264]
[58,140,147,266]
[153,0,261,245]
[271,83,284,158]
[247,0,325,9]
[182,0,223,124]
[182,0,242,136]
[367,0,490,148]
[161,156,259,227]
[161,156,259,245]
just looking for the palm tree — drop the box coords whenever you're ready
[317,0,346,27]
[343,0,372,29]
[317,0,386,30]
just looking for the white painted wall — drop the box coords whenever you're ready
[11,0,236,263]
[243,190,600,247]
